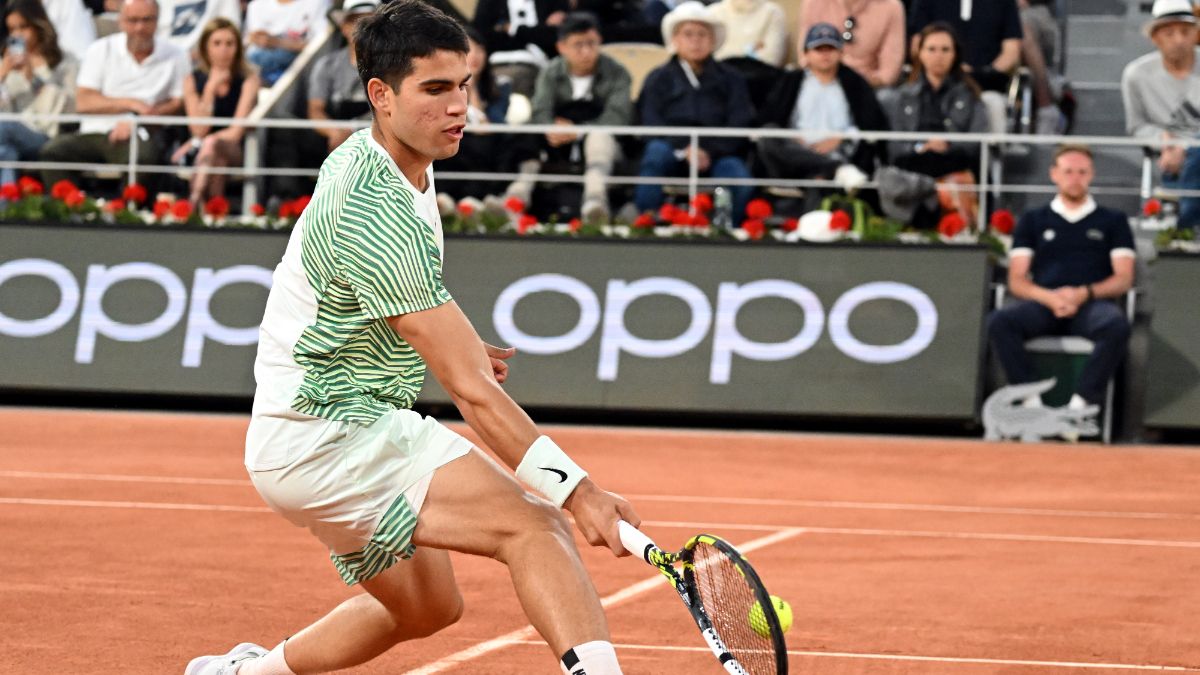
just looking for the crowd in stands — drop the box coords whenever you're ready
[0,0,1197,231]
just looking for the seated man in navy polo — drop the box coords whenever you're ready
[987,144,1136,416]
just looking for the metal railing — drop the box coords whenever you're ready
[1,110,1197,228]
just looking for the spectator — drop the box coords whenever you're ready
[756,24,882,193]
[508,12,631,223]
[906,0,1021,134]
[39,0,189,189]
[156,0,241,54]
[987,144,1135,418]
[635,1,754,225]
[570,0,659,44]
[882,22,986,225]
[170,17,258,206]
[433,26,531,200]
[799,0,905,88]
[0,0,77,186]
[243,0,329,85]
[40,0,94,62]
[709,0,787,67]
[307,0,376,154]
[472,0,569,96]
[1018,0,1067,134]
[1122,0,1200,230]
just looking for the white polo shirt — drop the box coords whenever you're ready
[76,33,190,135]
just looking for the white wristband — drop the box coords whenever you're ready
[515,436,587,508]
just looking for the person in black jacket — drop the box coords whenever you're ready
[471,0,569,96]
[634,1,755,225]
[757,23,887,190]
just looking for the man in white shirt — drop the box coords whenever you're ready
[39,0,189,189]
[243,0,330,85]
[156,0,242,53]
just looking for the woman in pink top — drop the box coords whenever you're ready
[800,0,905,88]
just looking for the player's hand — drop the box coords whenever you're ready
[563,478,640,557]
[483,342,515,383]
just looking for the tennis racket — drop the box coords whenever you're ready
[618,521,788,675]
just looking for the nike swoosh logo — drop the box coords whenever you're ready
[539,467,568,483]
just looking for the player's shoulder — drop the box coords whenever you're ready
[321,132,405,202]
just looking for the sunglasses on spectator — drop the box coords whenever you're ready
[842,16,855,43]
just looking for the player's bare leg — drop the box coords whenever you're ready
[414,447,610,656]
[277,547,464,673]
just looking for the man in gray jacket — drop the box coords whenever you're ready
[1121,0,1200,229]
[507,12,632,223]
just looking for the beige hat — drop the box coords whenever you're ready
[661,1,726,54]
[329,0,379,25]
[1143,0,1198,38]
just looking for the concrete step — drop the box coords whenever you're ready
[1070,86,1127,136]
[1065,0,1129,16]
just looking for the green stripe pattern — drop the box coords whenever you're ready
[330,492,419,585]
[291,129,451,424]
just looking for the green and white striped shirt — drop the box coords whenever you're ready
[248,129,450,468]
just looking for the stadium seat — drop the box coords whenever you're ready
[602,42,670,101]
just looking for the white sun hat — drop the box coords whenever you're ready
[1143,0,1198,38]
[661,1,727,54]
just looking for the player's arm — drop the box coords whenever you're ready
[388,301,639,554]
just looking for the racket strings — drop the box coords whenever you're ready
[690,542,778,674]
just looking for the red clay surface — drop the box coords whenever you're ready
[1,407,1198,674]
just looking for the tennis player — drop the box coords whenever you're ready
[184,2,639,673]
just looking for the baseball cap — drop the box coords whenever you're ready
[804,22,843,51]
[330,0,379,25]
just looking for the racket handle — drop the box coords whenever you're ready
[618,520,658,560]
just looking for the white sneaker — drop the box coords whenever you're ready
[185,642,268,675]
[581,198,608,225]
[833,164,868,194]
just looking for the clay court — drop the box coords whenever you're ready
[2,407,1198,674]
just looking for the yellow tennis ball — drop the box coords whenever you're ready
[748,595,792,637]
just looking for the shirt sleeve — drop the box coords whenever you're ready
[171,50,190,98]
[75,39,106,90]
[1108,212,1137,258]
[999,0,1023,41]
[1010,210,1037,258]
[337,185,453,320]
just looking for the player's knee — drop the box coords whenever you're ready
[495,494,573,562]
[386,591,463,641]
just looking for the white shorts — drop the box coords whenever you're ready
[246,409,473,585]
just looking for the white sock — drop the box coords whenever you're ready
[1068,394,1090,410]
[560,640,621,675]
[237,642,295,675]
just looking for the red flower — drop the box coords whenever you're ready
[292,195,312,214]
[153,199,170,219]
[51,179,77,200]
[690,192,713,213]
[1142,198,1162,217]
[458,201,475,217]
[204,195,230,217]
[106,198,126,213]
[633,213,655,229]
[279,201,295,219]
[829,210,853,231]
[171,198,192,220]
[517,213,538,234]
[250,203,266,217]
[938,212,966,238]
[0,182,20,201]
[504,196,525,213]
[568,217,581,233]
[745,198,773,220]
[782,217,799,232]
[742,218,766,239]
[63,189,85,208]
[18,176,42,195]
[122,183,147,205]
[989,208,1015,235]
[658,203,678,223]
[691,212,710,227]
